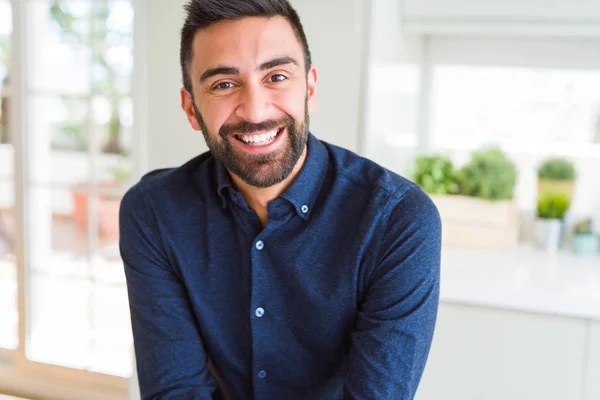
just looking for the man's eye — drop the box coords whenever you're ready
[214,82,235,90]
[269,74,287,83]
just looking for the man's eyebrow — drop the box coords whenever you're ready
[199,57,298,83]
[259,56,298,71]
[199,66,240,83]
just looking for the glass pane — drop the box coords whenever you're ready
[0,93,10,149]
[92,95,133,156]
[26,0,91,95]
[366,63,420,144]
[91,1,134,96]
[364,63,419,175]
[28,186,90,278]
[27,182,129,282]
[107,0,133,36]
[0,92,12,180]
[28,274,92,369]
[0,0,11,86]
[0,180,17,350]
[28,277,132,375]
[431,66,600,149]
[28,95,92,185]
[0,0,10,148]
[91,186,126,284]
[90,284,132,377]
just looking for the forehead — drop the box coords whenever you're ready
[191,16,304,75]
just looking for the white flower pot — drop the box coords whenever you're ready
[536,218,563,252]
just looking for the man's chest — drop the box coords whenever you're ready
[165,203,383,341]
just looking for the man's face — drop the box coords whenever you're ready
[181,16,318,188]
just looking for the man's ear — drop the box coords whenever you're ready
[180,87,202,131]
[306,65,318,114]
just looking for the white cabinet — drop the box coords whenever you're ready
[402,0,600,36]
[404,0,600,20]
[415,303,588,400]
[584,321,600,400]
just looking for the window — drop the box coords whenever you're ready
[1,0,139,396]
[366,63,420,145]
[26,0,134,376]
[363,62,421,175]
[425,37,600,214]
[431,66,600,151]
[363,34,600,214]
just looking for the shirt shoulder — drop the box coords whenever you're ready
[125,150,215,207]
[321,139,422,205]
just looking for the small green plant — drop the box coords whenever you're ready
[573,218,593,235]
[52,121,87,151]
[109,164,131,185]
[537,158,576,181]
[413,154,460,195]
[537,191,571,220]
[457,147,517,201]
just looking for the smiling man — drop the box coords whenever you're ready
[119,1,442,399]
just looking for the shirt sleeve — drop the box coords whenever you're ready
[119,183,217,400]
[343,185,442,400]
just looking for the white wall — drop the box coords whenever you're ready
[289,0,370,152]
[141,0,371,171]
[142,0,207,171]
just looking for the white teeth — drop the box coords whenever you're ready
[238,129,280,145]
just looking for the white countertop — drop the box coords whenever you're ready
[440,245,600,320]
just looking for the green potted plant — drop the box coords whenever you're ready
[457,147,517,201]
[535,190,571,252]
[413,147,519,251]
[412,154,460,195]
[571,218,597,256]
[537,158,576,201]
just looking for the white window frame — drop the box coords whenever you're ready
[0,0,147,398]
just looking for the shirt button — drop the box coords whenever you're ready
[301,204,309,214]
[258,370,267,379]
[255,240,264,251]
[255,307,265,318]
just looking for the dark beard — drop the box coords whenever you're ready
[193,98,310,188]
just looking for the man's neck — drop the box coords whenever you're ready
[229,145,308,227]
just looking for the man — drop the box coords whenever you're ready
[120,0,442,399]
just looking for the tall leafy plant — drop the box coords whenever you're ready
[537,191,571,220]
[457,147,517,201]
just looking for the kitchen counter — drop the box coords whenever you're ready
[440,245,600,320]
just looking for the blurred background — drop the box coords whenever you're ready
[0,0,599,399]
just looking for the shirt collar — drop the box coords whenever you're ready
[214,132,328,219]
[279,133,328,220]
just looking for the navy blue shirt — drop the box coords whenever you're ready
[120,133,441,400]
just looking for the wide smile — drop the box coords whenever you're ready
[231,126,285,151]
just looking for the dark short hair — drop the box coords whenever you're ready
[180,0,312,94]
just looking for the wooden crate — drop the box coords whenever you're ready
[429,195,519,251]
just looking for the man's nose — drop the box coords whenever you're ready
[235,85,273,123]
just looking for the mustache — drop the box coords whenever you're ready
[219,115,294,139]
